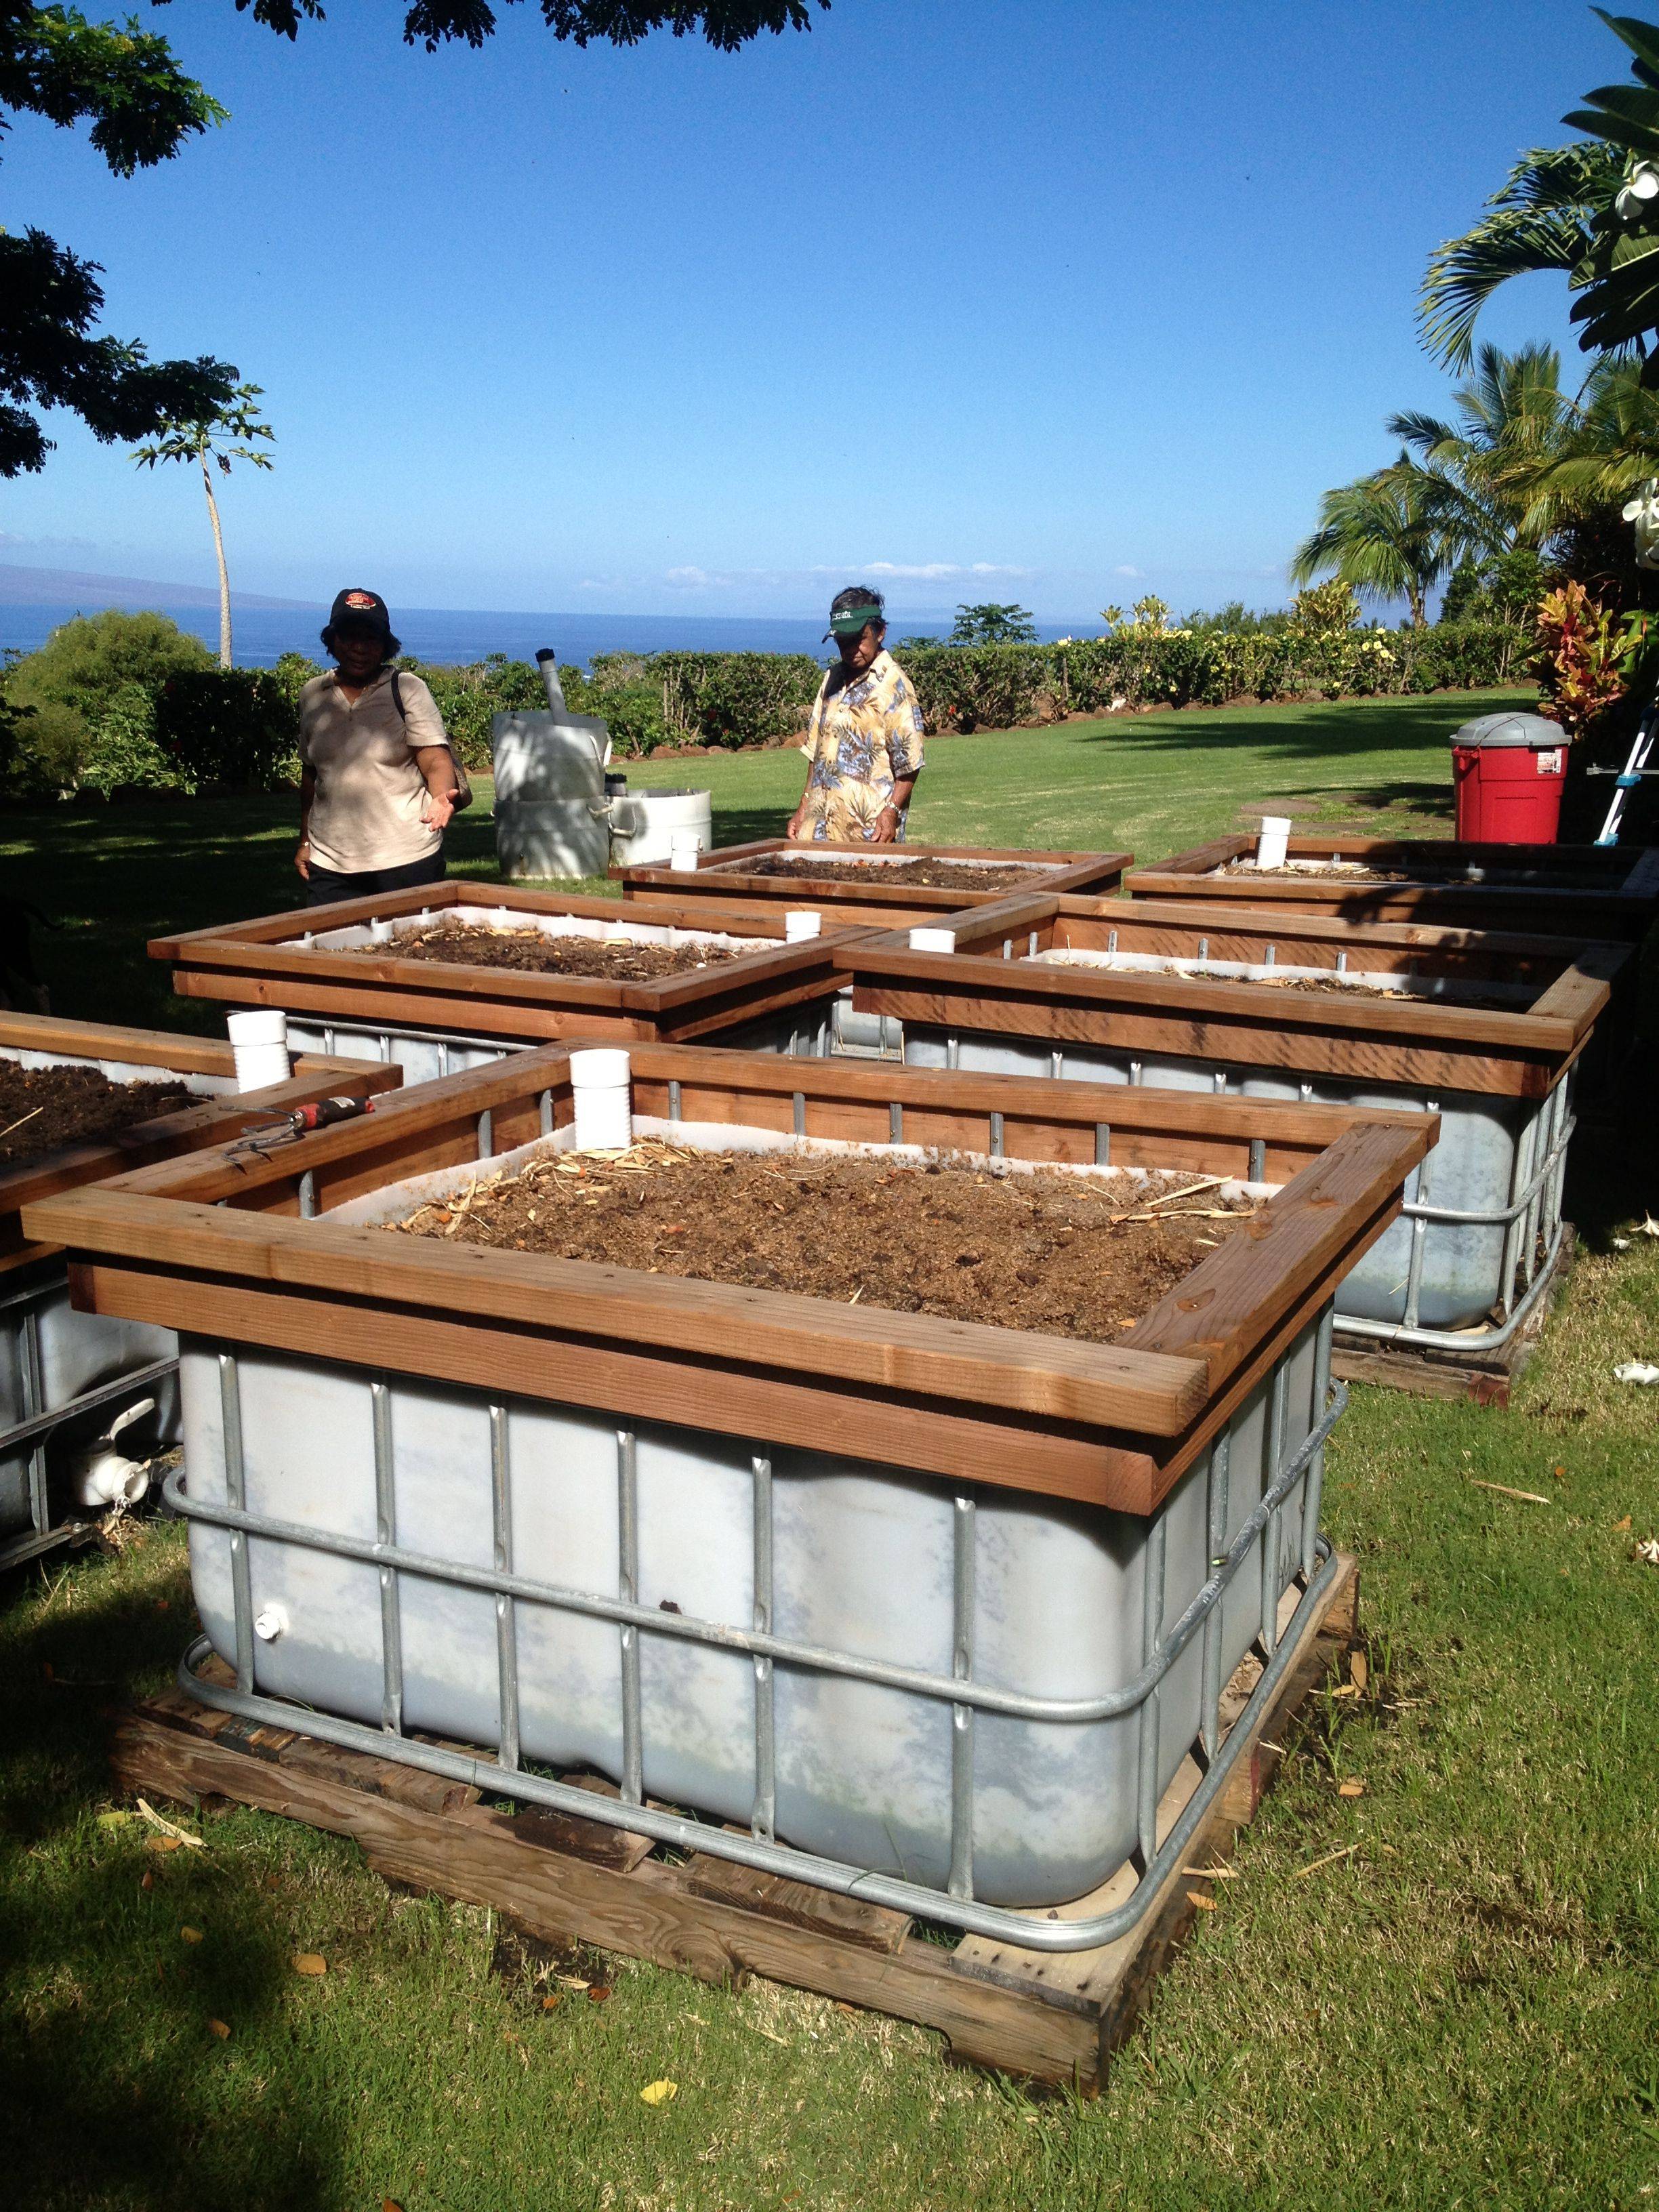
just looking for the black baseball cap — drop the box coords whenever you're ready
[329,587,393,636]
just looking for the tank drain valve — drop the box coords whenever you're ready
[253,1604,290,1642]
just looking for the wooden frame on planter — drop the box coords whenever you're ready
[842,895,1621,1389]
[0,1011,400,1277]
[29,1043,1430,1517]
[619,839,1133,928]
[148,880,865,1049]
[1123,833,1659,939]
[843,895,1627,1101]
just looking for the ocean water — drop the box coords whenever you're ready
[1,601,1094,670]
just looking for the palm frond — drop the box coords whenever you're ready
[1595,9,1659,85]
[1387,409,1458,457]
[1418,143,1622,369]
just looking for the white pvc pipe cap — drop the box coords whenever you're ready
[785,910,823,940]
[569,1048,632,1089]
[907,926,957,954]
[228,1009,288,1047]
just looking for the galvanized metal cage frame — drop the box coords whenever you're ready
[167,1315,1343,1955]
[0,1262,176,1572]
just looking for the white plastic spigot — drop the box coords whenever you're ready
[253,1603,290,1642]
[68,1397,157,1510]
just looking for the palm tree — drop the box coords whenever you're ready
[1387,342,1574,552]
[1288,467,1446,625]
[1528,348,1659,518]
[131,384,274,668]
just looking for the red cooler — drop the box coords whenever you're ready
[1452,710,1569,842]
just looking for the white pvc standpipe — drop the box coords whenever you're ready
[1256,817,1292,870]
[908,927,958,954]
[785,911,823,941]
[569,1048,633,1150]
[228,1008,291,1093]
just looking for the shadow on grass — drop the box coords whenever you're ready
[705,803,792,847]
[1078,693,1527,766]
[1326,781,1456,821]
[0,1544,344,2209]
[1563,1033,1659,1254]
[0,798,504,1029]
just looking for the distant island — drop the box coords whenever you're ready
[0,562,321,613]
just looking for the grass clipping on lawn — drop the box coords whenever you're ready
[384,1140,1260,1340]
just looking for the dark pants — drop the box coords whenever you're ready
[302,849,447,909]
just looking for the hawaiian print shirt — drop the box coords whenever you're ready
[796,650,926,842]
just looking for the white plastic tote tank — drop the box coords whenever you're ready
[175,1118,1330,1911]
[0,1046,228,1548]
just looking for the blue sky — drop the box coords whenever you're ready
[0,0,1623,620]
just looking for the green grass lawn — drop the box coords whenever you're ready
[3,688,1658,2212]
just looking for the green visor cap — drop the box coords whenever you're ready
[825,603,886,638]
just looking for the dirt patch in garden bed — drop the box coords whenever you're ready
[0,1061,194,1166]
[354,922,746,983]
[723,855,1039,891]
[388,1143,1259,1342]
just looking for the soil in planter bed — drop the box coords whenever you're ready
[1246,971,1517,1006]
[1039,956,1517,1008]
[722,855,1038,891]
[0,1060,194,1166]
[389,1145,1259,1342]
[1214,858,1610,888]
[356,922,745,983]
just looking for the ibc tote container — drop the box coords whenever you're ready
[30,1046,1427,1938]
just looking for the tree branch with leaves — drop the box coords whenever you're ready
[4,0,828,474]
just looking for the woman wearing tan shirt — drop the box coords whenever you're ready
[295,588,461,905]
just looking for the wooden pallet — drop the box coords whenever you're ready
[109,1553,1356,2091]
[1331,1229,1575,1408]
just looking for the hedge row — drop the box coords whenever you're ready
[63,619,1536,795]
[890,621,1531,733]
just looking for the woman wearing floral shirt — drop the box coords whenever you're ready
[787,587,925,842]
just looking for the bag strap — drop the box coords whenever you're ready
[386,668,472,808]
